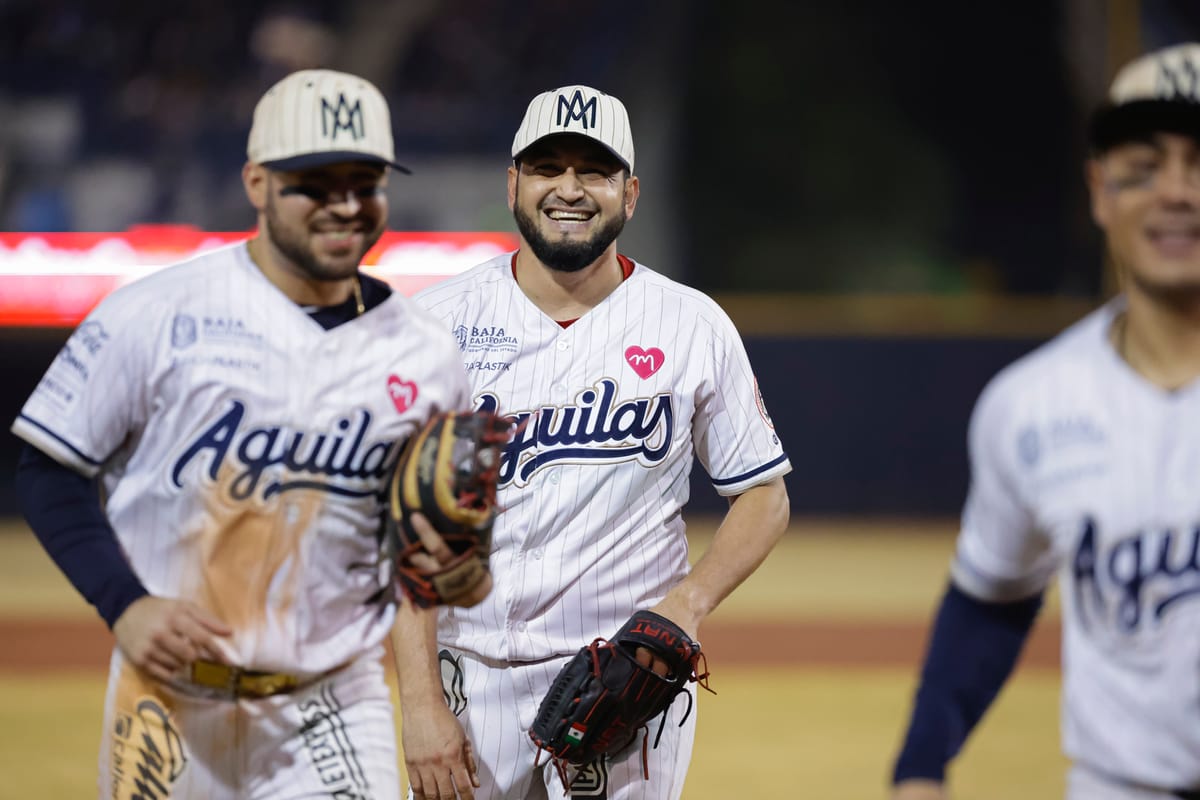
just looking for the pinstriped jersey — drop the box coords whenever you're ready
[11,243,471,674]
[951,300,1200,788]
[414,253,791,661]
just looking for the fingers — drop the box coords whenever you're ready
[411,767,471,800]
[113,596,232,678]
[635,646,670,677]
[151,625,198,666]
[448,743,477,799]
[175,604,233,664]
[400,514,492,609]
[464,740,480,788]
[407,767,423,800]
[407,550,442,575]
[142,648,185,682]
[410,513,454,564]
[412,758,473,799]
[132,626,192,681]
[404,721,478,800]
[187,602,234,637]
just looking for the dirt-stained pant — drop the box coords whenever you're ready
[97,646,400,800]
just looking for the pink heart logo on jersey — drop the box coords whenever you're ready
[387,375,419,413]
[624,346,665,379]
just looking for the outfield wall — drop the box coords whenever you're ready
[0,325,1051,517]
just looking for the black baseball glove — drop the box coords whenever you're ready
[529,610,712,789]
[384,410,513,608]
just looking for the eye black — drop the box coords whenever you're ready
[279,185,327,201]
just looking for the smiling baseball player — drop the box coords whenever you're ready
[11,69,479,799]
[397,85,792,800]
[891,43,1200,800]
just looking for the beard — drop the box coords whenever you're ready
[514,204,625,273]
[263,192,383,282]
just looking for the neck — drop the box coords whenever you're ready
[1117,289,1200,390]
[246,236,357,308]
[514,246,624,320]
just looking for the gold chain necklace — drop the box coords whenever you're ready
[1114,311,1129,361]
[352,274,365,316]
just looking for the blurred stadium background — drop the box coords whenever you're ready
[1,0,1196,796]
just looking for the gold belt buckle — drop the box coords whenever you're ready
[191,660,239,695]
[190,661,299,698]
[238,670,299,697]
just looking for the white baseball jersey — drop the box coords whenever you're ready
[12,242,470,674]
[951,299,1200,790]
[414,253,791,662]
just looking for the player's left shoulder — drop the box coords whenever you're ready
[622,258,740,331]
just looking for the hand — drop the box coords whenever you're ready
[405,513,493,608]
[112,595,233,682]
[402,698,478,800]
[891,779,947,800]
[640,595,703,677]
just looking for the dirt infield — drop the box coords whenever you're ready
[0,616,1062,672]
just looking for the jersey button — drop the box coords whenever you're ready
[548,470,560,485]
[516,621,527,632]
[532,548,544,560]
[556,340,569,351]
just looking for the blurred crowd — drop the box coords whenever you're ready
[0,0,642,233]
[5,1,1200,294]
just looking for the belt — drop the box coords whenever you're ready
[1174,791,1200,800]
[189,660,300,698]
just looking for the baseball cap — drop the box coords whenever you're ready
[1090,43,1200,152]
[511,85,635,172]
[247,69,411,174]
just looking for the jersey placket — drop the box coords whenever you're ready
[507,321,576,652]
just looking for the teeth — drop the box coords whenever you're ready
[547,211,590,221]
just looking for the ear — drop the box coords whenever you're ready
[623,175,640,221]
[507,164,518,211]
[1085,158,1110,229]
[243,162,269,211]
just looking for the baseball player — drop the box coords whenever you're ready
[397,85,792,800]
[891,43,1200,800]
[11,69,480,799]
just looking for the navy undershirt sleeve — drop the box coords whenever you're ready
[892,582,1043,783]
[14,443,148,629]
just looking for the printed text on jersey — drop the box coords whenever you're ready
[1073,516,1200,633]
[476,378,673,486]
[172,400,399,501]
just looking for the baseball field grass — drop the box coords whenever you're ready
[0,516,1067,799]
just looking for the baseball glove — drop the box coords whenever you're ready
[384,410,512,608]
[529,610,712,789]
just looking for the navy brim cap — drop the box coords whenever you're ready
[513,131,632,173]
[1089,99,1200,152]
[260,150,412,175]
